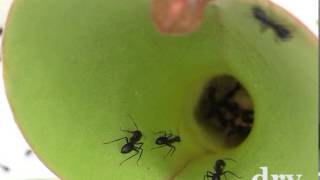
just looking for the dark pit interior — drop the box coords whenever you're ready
[195,75,254,147]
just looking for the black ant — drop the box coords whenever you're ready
[0,163,10,173]
[227,109,253,137]
[25,149,33,157]
[201,82,241,121]
[227,123,252,137]
[241,109,253,124]
[104,115,144,165]
[152,131,181,157]
[214,83,242,127]
[204,159,241,180]
[252,6,291,40]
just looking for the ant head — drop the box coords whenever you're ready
[133,130,142,137]
[215,158,237,169]
[252,5,266,17]
[215,159,226,168]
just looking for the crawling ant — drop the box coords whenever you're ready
[152,131,181,157]
[104,115,144,165]
[204,159,241,180]
[25,149,33,157]
[0,163,10,173]
[252,6,291,40]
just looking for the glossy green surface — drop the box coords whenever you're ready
[3,0,317,179]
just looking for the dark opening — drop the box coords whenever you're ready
[194,75,254,147]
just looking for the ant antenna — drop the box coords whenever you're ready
[176,127,180,136]
[221,158,237,163]
[153,131,166,135]
[103,137,128,144]
[127,114,139,130]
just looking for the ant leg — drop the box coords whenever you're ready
[223,171,241,178]
[120,127,137,134]
[168,144,176,156]
[154,131,166,134]
[154,131,167,137]
[204,171,213,180]
[151,145,167,150]
[103,137,128,144]
[164,144,176,158]
[223,82,241,100]
[204,175,213,180]
[119,142,144,165]
[206,171,214,176]
[135,143,144,165]
[221,158,237,163]
[119,150,140,165]
[164,147,173,158]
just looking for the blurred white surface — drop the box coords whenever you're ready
[0,65,58,180]
[0,0,318,179]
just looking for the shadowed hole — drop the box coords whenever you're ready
[195,75,254,147]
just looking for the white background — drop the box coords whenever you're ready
[0,0,318,179]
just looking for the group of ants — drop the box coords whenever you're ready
[103,6,291,180]
[0,5,291,180]
[103,113,242,180]
[103,79,249,180]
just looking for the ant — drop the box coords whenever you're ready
[241,109,253,124]
[204,159,241,180]
[252,6,291,40]
[152,131,181,157]
[202,82,241,120]
[227,123,252,137]
[104,115,144,165]
[0,163,10,173]
[227,109,253,137]
[214,83,242,126]
[25,149,33,157]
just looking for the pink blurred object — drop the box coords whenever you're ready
[151,0,209,35]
